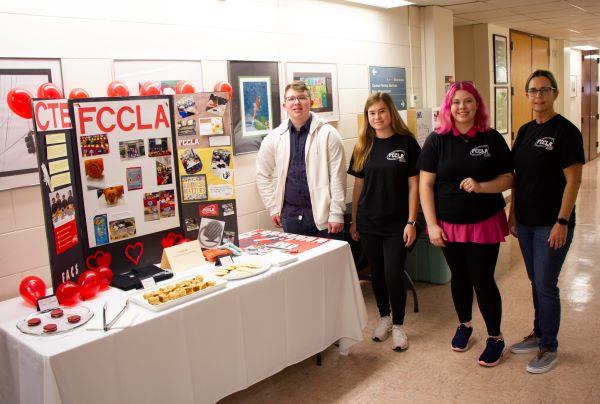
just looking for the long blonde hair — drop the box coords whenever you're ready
[352,92,413,172]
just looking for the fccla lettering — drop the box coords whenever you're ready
[77,103,170,134]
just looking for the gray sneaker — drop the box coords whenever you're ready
[510,331,539,354]
[526,349,558,374]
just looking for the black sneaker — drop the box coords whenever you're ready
[478,337,505,367]
[451,324,473,352]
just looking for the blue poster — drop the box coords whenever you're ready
[369,66,407,110]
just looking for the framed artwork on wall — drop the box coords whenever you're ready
[228,61,281,155]
[0,59,63,190]
[495,87,509,135]
[285,62,339,122]
[493,34,508,85]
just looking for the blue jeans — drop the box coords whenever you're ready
[282,215,343,240]
[516,223,574,351]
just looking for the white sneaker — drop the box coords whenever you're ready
[392,325,409,351]
[373,316,392,341]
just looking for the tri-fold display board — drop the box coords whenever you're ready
[32,93,239,290]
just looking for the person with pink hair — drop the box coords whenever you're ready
[418,81,514,367]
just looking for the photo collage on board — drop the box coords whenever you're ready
[74,98,179,248]
[174,92,238,247]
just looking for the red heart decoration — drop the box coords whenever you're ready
[125,242,144,266]
[86,250,112,270]
[161,232,184,248]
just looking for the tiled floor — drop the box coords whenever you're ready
[221,159,600,404]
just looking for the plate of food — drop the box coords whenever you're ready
[212,257,271,280]
[128,274,227,312]
[16,306,94,336]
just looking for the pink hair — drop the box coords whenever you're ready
[436,81,490,134]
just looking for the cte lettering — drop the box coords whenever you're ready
[34,101,71,131]
[77,104,170,135]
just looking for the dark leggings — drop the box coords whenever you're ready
[442,242,502,336]
[360,234,407,325]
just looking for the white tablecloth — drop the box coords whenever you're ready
[0,239,367,404]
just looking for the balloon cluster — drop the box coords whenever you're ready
[6,80,232,119]
[55,267,114,305]
[19,268,114,307]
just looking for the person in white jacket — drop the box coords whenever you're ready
[256,81,347,237]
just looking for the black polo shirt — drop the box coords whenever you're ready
[417,129,512,224]
[348,134,421,236]
[282,117,312,220]
[513,114,585,227]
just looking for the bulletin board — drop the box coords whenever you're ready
[68,95,184,274]
[173,91,239,248]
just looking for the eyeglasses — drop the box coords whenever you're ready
[526,87,556,96]
[284,95,310,104]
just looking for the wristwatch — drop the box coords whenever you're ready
[407,220,417,227]
[557,217,569,226]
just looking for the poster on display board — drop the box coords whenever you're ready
[173,91,239,246]
[31,99,86,289]
[69,95,185,275]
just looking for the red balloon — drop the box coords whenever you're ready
[177,238,192,245]
[96,266,113,290]
[56,281,80,306]
[214,81,233,100]
[6,88,33,119]
[37,83,63,99]
[175,80,195,94]
[107,81,130,97]
[77,270,101,300]
[19,276,46,306]
[69,88,90,99]
[140,82,161,96]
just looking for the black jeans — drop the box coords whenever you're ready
[360,234,408,325]
[442,242,502,336]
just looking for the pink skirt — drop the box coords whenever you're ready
[438,209,509,244]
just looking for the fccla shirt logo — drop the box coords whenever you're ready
[387,149,406,162]
[470,145,491,157]
[534,137,554,150]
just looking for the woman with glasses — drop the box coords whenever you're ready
[509,70,584,374]
[348,92,420,351]
[418,81,513,367]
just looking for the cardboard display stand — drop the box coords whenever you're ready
[32,93,240,290]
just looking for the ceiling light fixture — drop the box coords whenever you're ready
[342,0,414,8]
[566,2,586,12]
[573,45,599,51]
[568,29,581,34]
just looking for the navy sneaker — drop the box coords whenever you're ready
[478,337,505,367]
[451,324,473,352]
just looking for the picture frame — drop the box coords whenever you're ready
[493,34,508,85]
[570,75,577,98]
[229,61,281,155]
[285,62,339,122]
[239,76,273,138]
[495,87,509,135]
[0,59,63,190]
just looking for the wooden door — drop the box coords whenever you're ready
[510,31,532,142]
[532,37,550,71]
[581,51,599,161]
